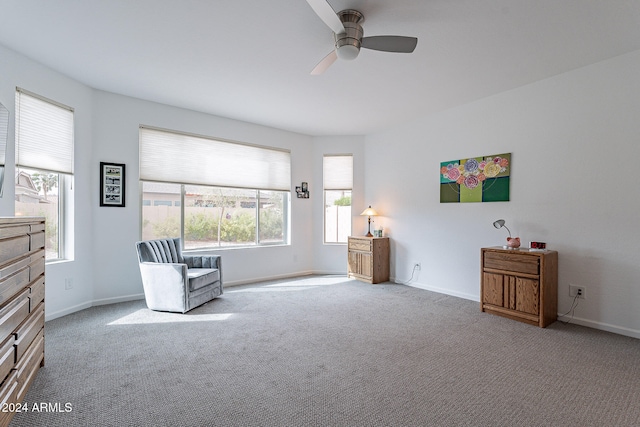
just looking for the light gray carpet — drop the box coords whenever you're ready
[9,276,640,426]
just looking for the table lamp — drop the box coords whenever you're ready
[492,219,511,237]
[360,206,378,237]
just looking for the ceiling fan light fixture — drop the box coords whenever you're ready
[334,19,363,60]
[336,43,360,60]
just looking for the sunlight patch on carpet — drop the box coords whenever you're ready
[228,276,351,293]
[107,309,233,325]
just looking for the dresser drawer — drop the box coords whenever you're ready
[483,251,539,275]
[0,256,30,281]
[0,236,30,267]
[29,250,45,281]
[29,277,45,311]
[0,371,18,425]
[29,223,45,234]
[15,331,44,403]
[28,231,45,252]
[0,337,16,388]
[14,303,44,362]
[0,290,30,341]
[0,225,30,241]
[0,267,30,306]
[348,238,372,252]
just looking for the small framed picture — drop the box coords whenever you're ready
[100,162,126,207]
[295,182,309,199]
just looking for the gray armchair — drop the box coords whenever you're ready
[135,238,223,313]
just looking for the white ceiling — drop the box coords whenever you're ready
[1,0,640,136]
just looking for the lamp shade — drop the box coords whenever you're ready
[492,219,511,238]
[360,206,378,216]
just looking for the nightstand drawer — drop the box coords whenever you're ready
[348,238,371,251]
[483,251,539,275]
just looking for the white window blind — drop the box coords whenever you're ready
[0,102,8,166]
[323,155,353,190]
[139,127,291,191]
[15,88,74,174]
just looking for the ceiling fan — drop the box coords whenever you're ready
[306,0,418,75]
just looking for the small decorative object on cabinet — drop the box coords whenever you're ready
[0,217,45,427]
[480,247,558,328]
[348,236,389,284]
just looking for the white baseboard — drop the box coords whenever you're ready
[92,293,145,306]
[395,277,479,302]
[395,277,640,340]
[556,315,640,339]
[45,301,93,322]
[45,294,145,322]
[225,270,350,287]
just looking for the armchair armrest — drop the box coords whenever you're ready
[138,262,189,312]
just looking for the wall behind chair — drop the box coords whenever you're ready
[364,49,640,338]
[90,91,315,303]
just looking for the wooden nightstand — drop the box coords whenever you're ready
[348,236,390,284]
[480,247,558,327]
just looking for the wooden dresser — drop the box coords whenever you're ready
[0,217,45,426]
[347,236,390,284]
[481,247,558,328]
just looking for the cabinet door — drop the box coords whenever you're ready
[514,277,539,315]
[348,251,372,278]
[482,272,504,307]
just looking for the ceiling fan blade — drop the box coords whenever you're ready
[361,36,418,53]
[305,0,345,34]
[311,50,338,75]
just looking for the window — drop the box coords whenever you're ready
[323,155,352,243]
[0,102,8,196]
[15,88,74,261]
[140,127,290,249]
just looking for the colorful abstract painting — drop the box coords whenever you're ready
[440,153,511,203]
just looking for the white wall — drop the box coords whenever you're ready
[90,91,315,304]
[0,44,95,318]
[311,136,365,274]
[365,50,640,338]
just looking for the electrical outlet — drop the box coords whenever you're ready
[414,262,421,271]
[569,285,585,299]
[65,278,74,290]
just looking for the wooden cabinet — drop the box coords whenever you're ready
[480,247,558,328]
[0,217,45,427]
[348,237,390,284]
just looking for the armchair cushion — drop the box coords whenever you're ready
[187,268,220,292]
